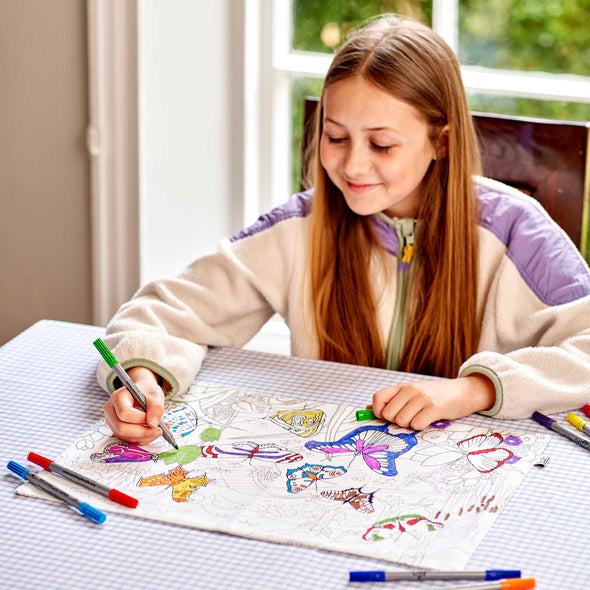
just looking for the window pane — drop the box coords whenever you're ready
[292,0,432,54]
[459,0,590,76]
[468,93,590,122]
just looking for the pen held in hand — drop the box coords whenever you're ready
[93,338,179,450]
[7,460,106,524]
[28,452,138,508]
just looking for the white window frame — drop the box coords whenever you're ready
[87,0,140,327]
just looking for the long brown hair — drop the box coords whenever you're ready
[306,15,481,377]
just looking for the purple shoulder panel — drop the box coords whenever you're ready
[371,216,399,256]
[477,183,590,306]
[230,191,313,243]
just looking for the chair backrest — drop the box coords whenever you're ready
[302,96,590,260]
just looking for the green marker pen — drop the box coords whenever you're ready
[93,338,179,450]
[356,408,376,421]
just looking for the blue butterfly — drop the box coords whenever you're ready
[305,425,417,476]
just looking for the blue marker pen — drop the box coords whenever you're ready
[349,569,521,582]
[7,461,106,524]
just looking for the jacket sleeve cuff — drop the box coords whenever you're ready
[458,363,504,416]
[103,358,180,396]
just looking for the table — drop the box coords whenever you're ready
[1,320,588,589]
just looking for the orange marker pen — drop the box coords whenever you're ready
[445,578,535,590]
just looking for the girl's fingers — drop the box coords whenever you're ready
[108,388,148,424]
[372,384,402,417]
[103,401,162,445]
[392,396,428,429]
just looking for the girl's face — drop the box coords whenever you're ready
[320,75,437,219]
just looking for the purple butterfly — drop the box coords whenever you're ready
[90,441,159,463]
[305,425,417,476]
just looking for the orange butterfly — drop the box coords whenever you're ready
[139,465,210,502]
[320,487,376,514]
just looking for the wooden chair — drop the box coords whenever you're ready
[302,96,590,261]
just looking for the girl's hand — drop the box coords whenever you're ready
[372,375,496,430]
[103,367,165,444]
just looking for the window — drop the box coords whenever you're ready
[245,0,590,209]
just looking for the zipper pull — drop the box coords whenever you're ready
[397,220,415,272]
[398,243,414,272]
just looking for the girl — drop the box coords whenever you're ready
[99,15,590,445]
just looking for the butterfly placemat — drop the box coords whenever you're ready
[18,382,548,569]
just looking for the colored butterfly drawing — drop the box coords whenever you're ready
[139,465,211,502]
[320,487,376,514]
[419,433,513,473]
[268,408,326,438]
[200,441,303,464]
[305,425,417,476]
[286,463,347,493]
[363,514,443,542]
[90,441,159,463]
[163,405,199,438]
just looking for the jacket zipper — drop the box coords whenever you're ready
[385,218,416,370]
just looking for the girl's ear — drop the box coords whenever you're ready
[433,124,449,160]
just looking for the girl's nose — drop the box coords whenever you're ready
[343,142,371,177]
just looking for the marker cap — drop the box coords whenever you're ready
[355,409,376,421]
[567,413,584,430]
[583,404,590,419]
[7,460,29,480]
[79,502,107,524]
[93,338,118,368]
[109,488,139,509]
[28,452,53,470]
[349,571,385,582]
[504,579,535,590]
[486,570,521,580]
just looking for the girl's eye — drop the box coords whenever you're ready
[328,136,347,144]
[372,143,393,153]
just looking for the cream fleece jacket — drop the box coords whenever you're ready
[98,177,590,420]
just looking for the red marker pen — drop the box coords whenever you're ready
[28,452,138,508]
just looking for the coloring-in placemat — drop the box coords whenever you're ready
[19,381,548,569]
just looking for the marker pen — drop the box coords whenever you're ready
[28,452,138,508]
[7,461,106,524]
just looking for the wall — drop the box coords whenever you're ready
[0,0,92,345]
[139,0,243,283]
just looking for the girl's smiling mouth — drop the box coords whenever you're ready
[346,181,380,193]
